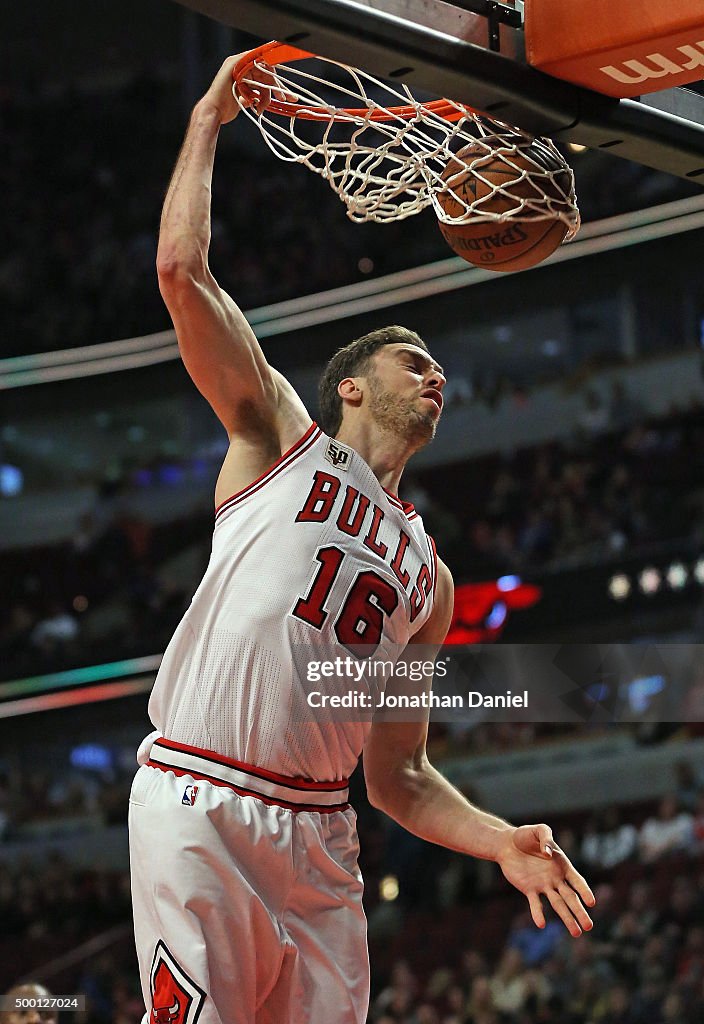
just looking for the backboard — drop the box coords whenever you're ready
[172,0,704,181]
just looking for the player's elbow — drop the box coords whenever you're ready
[366,775,418,823]
[365,759,428,818]
[156,250,206,294]
[365,779,388,812]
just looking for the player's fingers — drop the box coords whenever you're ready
[563,862,596,908]
[253,87,272,115]
[513,823,552,858]
[557,882,594,932]
[250,83,298,113]
[536,823,554,857]
[248,63,276,88]
[237,65,275,113]
[545,888,582,938]
[527,892,546,930]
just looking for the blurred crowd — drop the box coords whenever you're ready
[367,859,704,1024]
[0,762,131,844]
[0,76,444,359]
[365,788,704,1024]
[4,776,704,1022]
[428,398,704,577]
[0,854,131,945]
[0,473,207,679]
[2,398,704,681]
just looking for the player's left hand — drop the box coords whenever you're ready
[496,824,596,937]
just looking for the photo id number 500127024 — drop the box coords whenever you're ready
[0,996,86,1012]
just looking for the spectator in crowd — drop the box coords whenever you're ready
[466,974,498,1024]
[673,760,703,812]
[506,909,564,966]
[581,807,638,871]
[625,880,657,939]
[29,602,79,660]
[1,983,57,1024]
[608,380,645,433]
[576,389,611,438]
[682,666,704,725]
[676,923,704,985]
[596,982,637,1024]
[371,960,418,1019]
[580,816,602,870]
[606,911,648,985]
[639,795,694,862]
[587,883,618,945]
[691,790,704,850]
[489,948,550,1016]
[655,875,701,935]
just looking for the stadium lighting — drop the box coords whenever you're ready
[666,563,688,589]
[608,574,631,600]
[486,602,508,629]
[497,575,521,592]
[694,558,704,585]
[379,875,399,902]
[638,568,661,595]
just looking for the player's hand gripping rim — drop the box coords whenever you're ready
[201,50,297,125]
[497,823,596,938]
[234,62,298,118]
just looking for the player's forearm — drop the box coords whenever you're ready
[157,101,222,276]
[372,758,515,861]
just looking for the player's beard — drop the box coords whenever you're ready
[367,373,437,446]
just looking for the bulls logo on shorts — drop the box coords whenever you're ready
[149,941,206,1024]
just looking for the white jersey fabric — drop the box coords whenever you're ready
[130,759,368,1024]
[147,421,437,782]
[131,422,438,1024]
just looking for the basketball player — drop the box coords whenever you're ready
[129,51,596,1024]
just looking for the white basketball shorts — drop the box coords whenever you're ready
[129,738,369,1024]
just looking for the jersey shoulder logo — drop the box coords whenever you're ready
[324,439,351,471]
[150,940,206,1024]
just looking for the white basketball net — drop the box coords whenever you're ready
[233,50,580,236]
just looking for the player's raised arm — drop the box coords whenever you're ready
[156,54,308,443]
[363,558,596,937]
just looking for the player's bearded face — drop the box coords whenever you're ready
[366,369,437,444]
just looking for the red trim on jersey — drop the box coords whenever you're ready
[428,535,439,594]
[153,737,349,792]
[147,760,349,813]
[215,422,321,520]
[382,486,416,518]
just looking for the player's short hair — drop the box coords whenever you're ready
[318,325,429,436]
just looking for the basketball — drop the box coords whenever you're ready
[436,138,574,272]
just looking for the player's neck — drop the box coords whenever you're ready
[334,420,416,495]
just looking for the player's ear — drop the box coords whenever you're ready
[337,377,362,404]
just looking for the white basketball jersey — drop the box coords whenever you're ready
[147,423,438,781]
